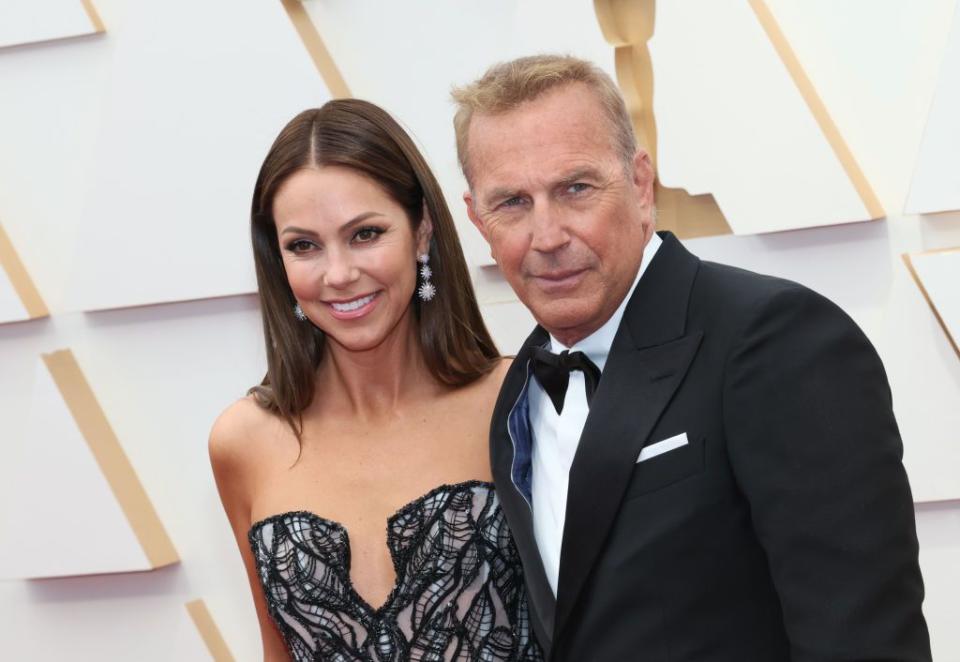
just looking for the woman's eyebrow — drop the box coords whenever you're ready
[338,211,386,233]
[279,211,385,237]
[279,225,317,237]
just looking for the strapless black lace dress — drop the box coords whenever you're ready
[248,481,543,661]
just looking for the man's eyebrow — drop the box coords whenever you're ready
[555,167,602,186]
[481,187,522,207]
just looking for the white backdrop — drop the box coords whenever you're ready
[1,1,958,660]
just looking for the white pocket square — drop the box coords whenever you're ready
[636,432,689,463]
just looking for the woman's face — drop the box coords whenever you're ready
[272,166,430,352]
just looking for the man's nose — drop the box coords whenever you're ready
[529,200,570,254]
[322,250,359,288]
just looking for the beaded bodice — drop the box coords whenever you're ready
[248,481,543,661]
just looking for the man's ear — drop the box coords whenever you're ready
[417,199,434,256]
[631,150,656,208]
[463,191,488,241]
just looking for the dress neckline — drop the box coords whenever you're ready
[248,479,496,616]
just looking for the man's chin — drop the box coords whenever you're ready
[530,305,602,345]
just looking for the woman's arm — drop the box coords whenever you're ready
[209,400,290,662]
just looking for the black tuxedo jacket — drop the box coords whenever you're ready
[491,232,930,661]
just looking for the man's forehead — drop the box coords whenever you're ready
[467,92,614,173]
[468,133,616,196]
[469,87,600,140]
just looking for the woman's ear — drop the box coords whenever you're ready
[416,199,434,256]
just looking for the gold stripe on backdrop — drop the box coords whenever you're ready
[186,600,236,662]
[42,349,180,569]
[0,223,49,319]
[749,0,885,219]
[80,0,106,33]
[279,0,351,98]
[903,249,960,361]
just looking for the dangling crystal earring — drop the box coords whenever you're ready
[417,253,436,302]
[293,303,307,321]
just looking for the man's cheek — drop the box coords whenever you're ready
[485,229,509,265]
[500,243,527,277]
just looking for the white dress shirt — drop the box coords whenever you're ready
[529,232,662,595]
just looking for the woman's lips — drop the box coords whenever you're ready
[324,291,380,320]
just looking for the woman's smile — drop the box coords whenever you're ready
[324,291,381,320]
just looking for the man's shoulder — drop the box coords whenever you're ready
[653,231,825,315]
[693,257,824,312]
[698,257,801,295]
[689,256,863,345]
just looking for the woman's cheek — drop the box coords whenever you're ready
[363,251,409,293]
[284,259,323,301]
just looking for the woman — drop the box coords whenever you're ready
[209,99,543,662]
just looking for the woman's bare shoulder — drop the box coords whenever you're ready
[208,396,285,473]
[488,356,516,389]
[465,356,516,404]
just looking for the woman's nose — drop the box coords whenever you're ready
[322,251,359,288]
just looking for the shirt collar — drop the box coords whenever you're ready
[548,231,662,371]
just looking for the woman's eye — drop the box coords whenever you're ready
[353,226,384,243]
[286,239,316,253]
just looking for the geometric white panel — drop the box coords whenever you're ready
[880,258,960,503]
[906,4,960,214]
[908,249,960,357]
[765,0,957,214]
[0,260,30,323]
[301,0,616,268]
[0,0,102,49]
[650,0,876,234]
[0,357,151,578]
[0,25,108,317]
[68,0,332,311]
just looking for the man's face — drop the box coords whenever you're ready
[464,83,655,346]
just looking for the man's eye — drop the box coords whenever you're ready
[353,226,384,243]
[567,182,591,194]
[500,196,525,208]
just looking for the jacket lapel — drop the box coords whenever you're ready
[490,327,557,651]
[553,232,704,637]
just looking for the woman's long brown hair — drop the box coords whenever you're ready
[248,100,499,440]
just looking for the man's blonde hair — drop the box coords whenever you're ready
[451,54,637,183]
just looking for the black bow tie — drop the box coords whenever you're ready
[531,346,601,415]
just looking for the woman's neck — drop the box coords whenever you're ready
[314,310,441,421]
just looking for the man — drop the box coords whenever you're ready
[452,55,930,661]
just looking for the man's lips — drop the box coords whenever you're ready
[532,268,585,280]
[529,268,587,292]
